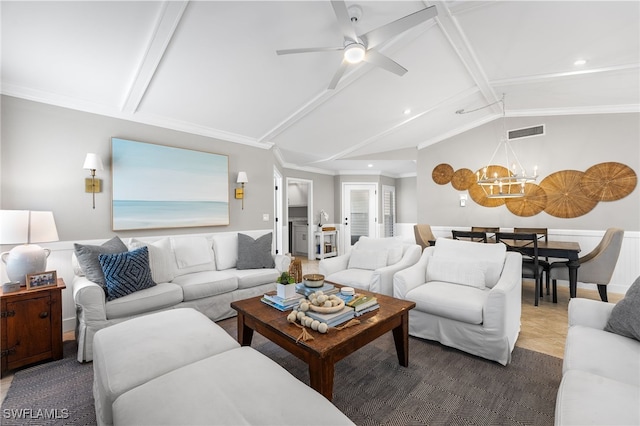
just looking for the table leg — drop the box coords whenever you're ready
[392,312,410,367]
[236,312,253,346]
[308,357,334,401]
[568,259,580,298]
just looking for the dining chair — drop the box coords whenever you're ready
[496,232,544,306]
[414,224,436,250]
[514,227,550,296]
[471,226,500,233]
[452,230,487,243]
[548,228,624,302]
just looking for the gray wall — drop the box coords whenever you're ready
[1,96,276,241]
[417,113,640,231]
[280,168,335,225]
[396,176,417,224]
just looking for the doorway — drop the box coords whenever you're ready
[286,177,314,259]
[342,183,377,253]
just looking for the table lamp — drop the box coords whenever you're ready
[0,210,59,286]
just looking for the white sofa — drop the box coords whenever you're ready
[555,297,640,425]
[93,308,354,426]
[319,236,422,296]
[73,230,290,362]
[393,237,522,365]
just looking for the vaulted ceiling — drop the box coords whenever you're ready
[2,1,639,177]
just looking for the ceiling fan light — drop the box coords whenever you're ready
[344,44,366,64]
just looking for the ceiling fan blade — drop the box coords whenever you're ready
[328,61,349,90]
[331,1,358,43]
[276,46,343,55]
[361,5,438,49]
[363,50,407,76]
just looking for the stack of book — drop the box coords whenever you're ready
[295,282,338,297]
[261,292,304,311]
[347,294,379,316]
[305,306,355,327]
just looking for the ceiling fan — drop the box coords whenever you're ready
[276,1,438,89]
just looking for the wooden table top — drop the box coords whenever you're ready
[230,285,415,356]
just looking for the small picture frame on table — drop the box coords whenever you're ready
[26,271,58,290]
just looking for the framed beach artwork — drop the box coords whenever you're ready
[111,138,229,231]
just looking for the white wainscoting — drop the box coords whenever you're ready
[396,224,639,297]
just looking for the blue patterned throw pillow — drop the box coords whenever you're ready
[99,246,156,301]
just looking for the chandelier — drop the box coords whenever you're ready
[457,94,538,199]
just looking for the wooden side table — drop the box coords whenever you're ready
[0,278,66,377]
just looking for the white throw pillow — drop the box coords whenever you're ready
[348,249,388,270]
[356,236,404,266]
[129,237,175,283]
[169,236,216,277]
[427,257,486,289]
[212,234,238,270]
[433,237,505,288]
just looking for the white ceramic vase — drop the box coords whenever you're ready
[1,244,51,286]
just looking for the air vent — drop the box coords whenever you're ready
[508,125,545,140]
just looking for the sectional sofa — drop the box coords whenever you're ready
[72,230,289,362]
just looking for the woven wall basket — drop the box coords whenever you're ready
[540,170,598,218]
[505,183,547,217]
[432,163,454,185]
[451,168,475,191]
[580,162,637,202]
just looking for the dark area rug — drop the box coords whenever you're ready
[2,320,562,425]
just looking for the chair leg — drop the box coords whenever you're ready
[597,285,608,302]
[552,278,558,303]
[534,276,540,306]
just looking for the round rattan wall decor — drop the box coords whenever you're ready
[579,162,637,202]
[505,183,547,217]
[451,168,475,190]
[540,170,598,218]
[432,163,454,185]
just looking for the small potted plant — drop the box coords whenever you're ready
[276,271,297,299]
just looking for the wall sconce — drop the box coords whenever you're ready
[83,153,104,209]
[235,172,248,209]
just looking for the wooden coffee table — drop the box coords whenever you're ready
[230,286,415,401]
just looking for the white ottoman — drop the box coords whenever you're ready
[93,308,239,426]
[113,347,355,426]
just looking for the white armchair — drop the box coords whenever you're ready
[393,237,522,365]
[319,236,422,296]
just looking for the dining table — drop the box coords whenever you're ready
[506,240,581,302]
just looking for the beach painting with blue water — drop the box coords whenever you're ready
[112,138,229,230]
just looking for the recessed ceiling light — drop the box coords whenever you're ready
[574,59,587,66]
[403,108,411,115]
[368,164,373,168]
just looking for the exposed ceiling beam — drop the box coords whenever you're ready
[430,1,501,114]
[491,63,640,86]
[121,1,189,114]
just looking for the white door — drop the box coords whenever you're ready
[382,185,396,237]
[342,183,377,253]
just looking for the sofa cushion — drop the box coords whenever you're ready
[171,270,238,301]
[212,234,238,270]
[170,236,216,277]
[237,232,275,270]
[326,269,376,292]
[604,275,640,341]
[427,257,486,289]
[564,325,640,387]
[99,247,156,301]
[348,249,388,270]
[406,281,489,324]
[105,283,183,320]
[555,370,640,426]
[234,268,280,289]
[112,347,355,426]
[129,237,175,283]
[433,237,505,287]
[74,236,128,291]
[93,308,240,426]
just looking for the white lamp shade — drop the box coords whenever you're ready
[237,172,248,184]
[83,153,104,171]
[0,210,30,244]
[29,211,59,243]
